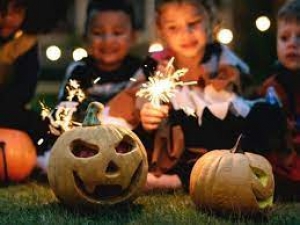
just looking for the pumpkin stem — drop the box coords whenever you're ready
[82,102,104,126]
[231,134,244,154]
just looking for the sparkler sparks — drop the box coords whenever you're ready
[136,57,197,108]
[40,79,86,135]
[93,77,101,84]
[66,79,86,102]
[40,101,52,120]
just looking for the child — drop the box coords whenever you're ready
[256,0,300,200]
[0,0,68,157]
[37,0,142,171]
[57,0,142,123]
[134,0,252,191]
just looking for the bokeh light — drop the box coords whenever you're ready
[148,42,164,53]
[256,16,271,32]
[73,48,88,61]
[217,28,234,44]
[46,45,61,61]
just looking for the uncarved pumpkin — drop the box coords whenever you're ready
[0,128,37,182]
[190,136,274,214]
[48,102,148,207]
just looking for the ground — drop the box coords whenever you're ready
[0,176,299,225]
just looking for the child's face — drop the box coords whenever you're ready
[0,3,25,39]
[86,10,135,71]
[277,20,300,71]
[157,3,208,59]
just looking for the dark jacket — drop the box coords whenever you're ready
[0,34,39,109]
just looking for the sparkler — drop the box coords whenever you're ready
[66,79,86,102]
[136,57,197,108]
[40,79,86,134]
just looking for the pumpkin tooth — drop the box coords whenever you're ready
[85,184,96,194]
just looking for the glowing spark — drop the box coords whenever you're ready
[181,106,196,117]
[93,77,101,84]
[39,79,86,135]
[37,138,44,146]
[66,79,86,102]
[136,57,195,108]
[40,101,52,120]
[130,77,137,82]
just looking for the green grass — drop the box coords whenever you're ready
[0,177,299,225]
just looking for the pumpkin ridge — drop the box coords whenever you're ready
[207,153,225,208]
[193,153,213,206]
[196,151,223,207]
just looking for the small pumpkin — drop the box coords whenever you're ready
[0,128,37,183]
[190,136,274,214]
[48,102,148,207]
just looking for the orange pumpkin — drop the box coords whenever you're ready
[0,128,37,182]
[190,136,274,214]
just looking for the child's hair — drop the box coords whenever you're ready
[84,0,136,36]
[155,0,218,27]
[278,0,300,23]
[0,0,70,34]
[155,0,219,39]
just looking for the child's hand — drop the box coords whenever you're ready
[140,102,169,132]
[156,59,175,75]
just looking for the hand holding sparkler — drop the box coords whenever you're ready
[137,57,197,131]
[140,102,169,132]
[136,57,195,108]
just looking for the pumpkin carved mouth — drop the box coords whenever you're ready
[73,161,143,201]
[73,172,123,198]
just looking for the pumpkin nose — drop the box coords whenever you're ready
[105,161,119,174]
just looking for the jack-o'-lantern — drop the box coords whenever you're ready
[190,136,274,214]
[48,102,148,207]
[0,128,37,183]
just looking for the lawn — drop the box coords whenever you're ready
[0,175,299,225]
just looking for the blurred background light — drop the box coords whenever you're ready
[256,16,271,32]
[217,28,233,44]
[72,47,88,61]
[148,42,164,53]
[46,45,61,61]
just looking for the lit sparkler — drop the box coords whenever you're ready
[136,57,197,108]
[66,79,86,102]
[40,79,86,135]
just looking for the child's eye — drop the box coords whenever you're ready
[91,30,104,36]
[188,19,202,29]
[113,30,126,36]
[166,26,178,32]
[279,35,288,42]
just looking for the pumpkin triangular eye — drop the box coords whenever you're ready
[71,139,99,158]
[115,135,134,154]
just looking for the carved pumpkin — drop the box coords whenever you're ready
[0,128,37,182]
[48,102,148,207]
[190,136,274,214]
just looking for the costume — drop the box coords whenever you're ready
[0,32,50,155]
[257,63,300,200]
[108,42,257,189]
